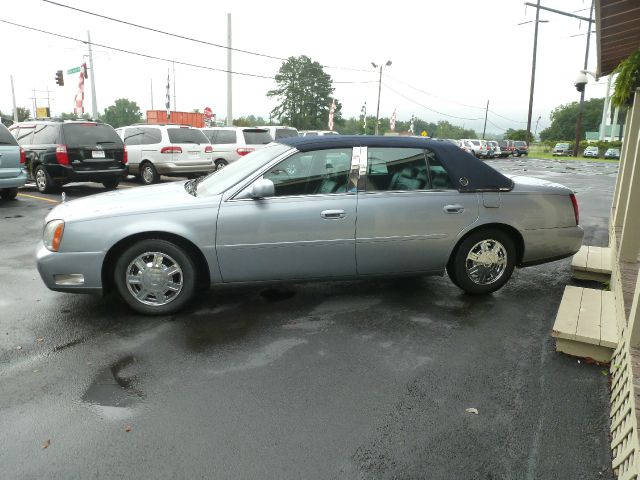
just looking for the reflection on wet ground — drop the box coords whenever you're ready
[82,355,143,408]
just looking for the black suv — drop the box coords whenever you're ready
[9,120,128,193]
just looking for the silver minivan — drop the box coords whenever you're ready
[0,123,27,200]
[200,127,273,169]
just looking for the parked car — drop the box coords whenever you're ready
[258,126,299,140]
[487,141,501,158]
[513,141,529,157]
[458,140,474,155]
[298,130,340,136]
[498,140,515,158]
[478,140,492,159]
[36,135,583,315]
[0,123,27,200]
[115,124,214,185]
[200,127,272,169]
[553,143,572,156]
[9,120,128,193]
[461,139,482,157]
[604,148,620,160]
[583,146,599,158]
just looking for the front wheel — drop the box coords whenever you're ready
[447,229,516,295]
[114,239,197,315]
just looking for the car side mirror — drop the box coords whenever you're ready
[250,178,275,199]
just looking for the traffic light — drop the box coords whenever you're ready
[82,63,89,79]
[55,70,64,86]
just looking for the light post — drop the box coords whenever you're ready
[372,60,392,135]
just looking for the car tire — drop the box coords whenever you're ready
[0,188,18,200]
[103,179,120,190]
[34,165,57,193]
[114,239,197,315]
[140,162,159,185]
[447,228,516,295]
[215,159,228,170]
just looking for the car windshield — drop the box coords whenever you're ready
[167,128,209,144]
[196,143,291,196]
[62,123,122,146]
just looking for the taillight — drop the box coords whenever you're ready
[160,146,182,154]
[570,193,579,225]
[122,146,128,164]
[19,147,26,165]
[236,147,255,156]
[204,146,213,153]
[55,145,70,165]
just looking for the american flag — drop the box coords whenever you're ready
[361,102,367,132]
[390,108,397,131]
[74,63,85,115]
[328,99,336,131]
[409,114,415,134]
[165,71,171,118]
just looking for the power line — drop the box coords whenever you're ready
[40,0,375,74]
[0,18,276,79]
[488,110,528,124]
[485,118,508,132]
[384,74,486,110]
[382,83,485,121]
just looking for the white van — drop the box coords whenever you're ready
[258,126,299,140]
[200,127,273,169]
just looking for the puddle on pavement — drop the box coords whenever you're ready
[82,355,143,409]
[259,287,296,302]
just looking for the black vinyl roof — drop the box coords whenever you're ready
[276,135,514,192]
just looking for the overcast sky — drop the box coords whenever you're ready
[0,0,608,134]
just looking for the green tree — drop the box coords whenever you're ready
[58,112,91,121]
[233,115,269,127]
[101,98,143,128]
[435,120,477,139]
[538,98,625,141]
[16,107,30,122]
[267,55,341,130]
[504,128,533,141]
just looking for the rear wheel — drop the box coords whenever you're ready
[114,239,196,315]
[102,179,120,190]
[1,188,18,200]
[34,165,57,193]
[215,159,228,170]
[447,228,516,295]
[140,162,159,185]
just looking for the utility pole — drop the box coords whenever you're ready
[87,30,98,119]
[172,60,176,112]
[32,88,37,119]
[599,74,613,141]
[150,78,154,110]
[525,0,541,146]
[372,60,392,135]
[573,0,594,157]
[10,75,18,122]
[227,13,232,126]
[482,100,489,139]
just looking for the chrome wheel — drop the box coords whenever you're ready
[125,251,183,306]
[142,166,154,184]
[36,168,47,190]
[465,239,508,285]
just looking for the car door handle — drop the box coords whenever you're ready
[443,204,464,214]
[320,209,346,219]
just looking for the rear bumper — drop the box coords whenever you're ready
[36,242,104,294]
[0,170,28,189]
[520,225,584,267]
[154,161,216,175]
[46,164,128,183]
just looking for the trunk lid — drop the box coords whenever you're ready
[61,123,125,172]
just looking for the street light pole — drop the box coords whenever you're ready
[573,0,594,157]
[526,0,541,146]
[372,60,391,135]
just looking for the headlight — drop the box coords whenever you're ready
[43,220,65,252]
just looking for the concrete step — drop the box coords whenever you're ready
[572,246,612,281]
[551,286,618,362]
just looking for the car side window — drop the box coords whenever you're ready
[32,124,58,145]
[123,127,143,146]
[263,148,352,197]
[215,130,236,144]
[425,149,454,189]
[365,147,427,191]
[141,128,162,145]
[14,126,34,146]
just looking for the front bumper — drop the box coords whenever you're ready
[0,170,28,189]
[36,242,105,294]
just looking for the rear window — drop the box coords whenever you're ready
[275,128,298,139]
[167,128,209,144]
[470,140,480,146]
[62,124,123,146]
[242,129,272,144]
[0,126,18,146]
[32,124,59,144]
[514,141,527,147]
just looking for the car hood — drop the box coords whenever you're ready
[46,181,219,223]
[507,175,573,194]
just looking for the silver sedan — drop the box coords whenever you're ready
[36,136,583,315]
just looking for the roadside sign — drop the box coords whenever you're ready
[67,66,81,75]
[203,107,213,119]
[421,130,428,137]
[36,107,50,118]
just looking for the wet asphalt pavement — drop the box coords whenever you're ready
[0,159,617,479]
